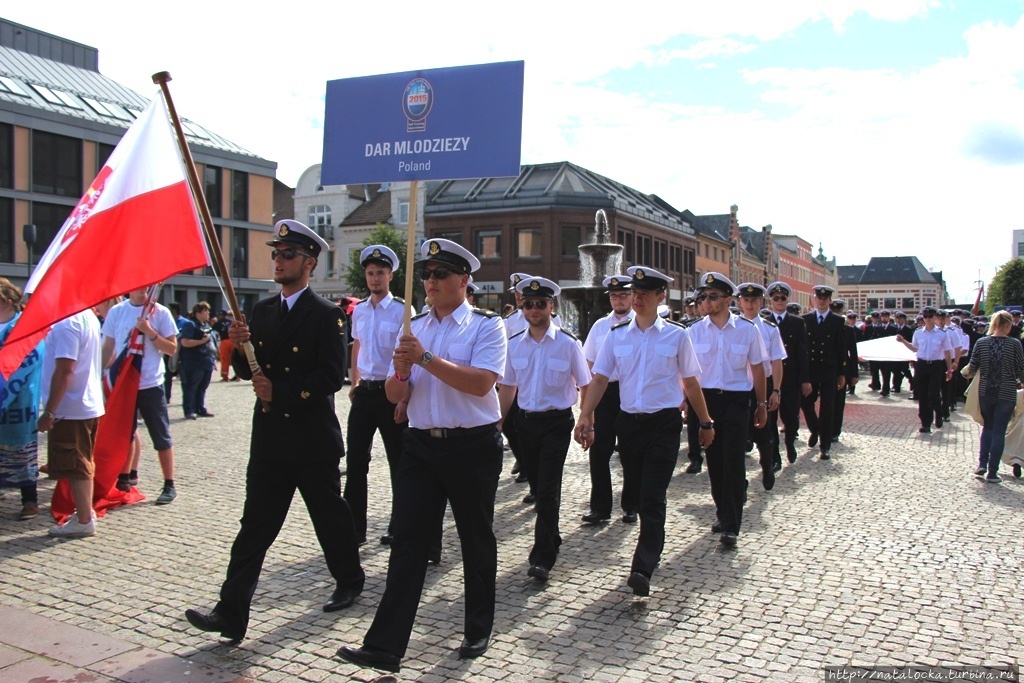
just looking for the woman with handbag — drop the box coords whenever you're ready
[179,302,218,420]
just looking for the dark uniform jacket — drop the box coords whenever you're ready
[841,324,859,381]
[776,313,810,386]
[232,288,346,464]
[802,310,848,380]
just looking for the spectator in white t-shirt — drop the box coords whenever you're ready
[101,290,180,504]
[39,310,105,538]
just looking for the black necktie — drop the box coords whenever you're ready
[280,298,289,320]
[818,314,824,325]
[776,315,783,325]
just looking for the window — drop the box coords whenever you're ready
[0,77,29,97]
[436,230,462,245]
[669,245,683,274]
[231,170,248,221]
[0,198,12,263]
[31,84,81,109]
[204,166,222,218]
[0,123,11,189]
[704,244,709,258]
[617,229,634,262]
[32,131,82,197]
[713,246,718,261]
[96,142,115,175]
[902,297,915,309]
[198,290,222,313]
[867,298,879,310]
[1018,242,1024,258]
[231,227,248,279]
[308,205,332,230]
[516,228,542,259]
[30,202,74,264]
[476,230,501,259]
[204,225,223,277]
[397,200,410,225]
[326,250,337,278]
[636,234,652,266]
[561,226,580,257]
[884,298,897,309]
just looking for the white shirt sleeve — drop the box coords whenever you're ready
[676,329,701,379]
[570,338,592,387]
[472,316,507,378]
[50,319,83,360]
[592,330,618,381]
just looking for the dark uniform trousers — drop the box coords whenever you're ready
[801,374,838,446]
[589,382,633,516]
[516,408,574,570]
[215,457,364,637]
[363,426,502,658]
[615,408,682,578]
[833,376,848,439]
[343,381,408,540]
[502,394,524,469]
[750,376,775,470]
[771,378,802,464]
[685,403,703,468]
[915,360,946,428]
[702,390,750,535]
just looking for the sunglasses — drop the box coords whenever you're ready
[814,292,831,299]
[522,300,550,310]
[695,293,724,303]
[271,248,312,260]
[770,295,788,302]
[418,266,455,281]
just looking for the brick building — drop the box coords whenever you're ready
[837,256,948,314]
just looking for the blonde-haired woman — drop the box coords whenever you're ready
[966,310,1024,482]
[0,278,45,519]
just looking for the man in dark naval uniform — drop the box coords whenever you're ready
[185,219,365,643]
[800,285,848,460]
[765,282,810,466]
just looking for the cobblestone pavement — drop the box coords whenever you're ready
[1,380,1022,682]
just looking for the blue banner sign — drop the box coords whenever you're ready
[322,61,524,184]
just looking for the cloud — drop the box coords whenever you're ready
[963,122,1024,166]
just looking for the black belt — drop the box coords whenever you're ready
[702,388,749,396]
[918,359,946,365]
[411,423,497,439]
[621,408,679,421]
[359,379,387,390]
[519,408,572,420]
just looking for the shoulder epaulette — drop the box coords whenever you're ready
[737,316,755,324]
[394,297,405,303]
[611,320,631,331]
[558,328,579,341]
[682,316,704,328]
[762,318,777,327]
[473,308,499,318]
[355,298,369,305]
[411,311,429,321]
[509,329,527,340]
[664,319,684,328]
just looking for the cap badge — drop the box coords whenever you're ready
[530,281,540,291]
[746,286,754,293]
[706,274,714,284]
[635,269,645,279]
[372,248,381,258]
[279,224,290,237]
[428,241,440,256]
[610,278,619,286]
[513,274,522,284]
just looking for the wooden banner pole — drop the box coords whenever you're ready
[403,180,419,334]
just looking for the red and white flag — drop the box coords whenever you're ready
[0,95,209,378]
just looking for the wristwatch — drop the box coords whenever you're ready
[420,351,434,368]
[758,401,769,407]
[40,410,55,420]
[699,421,714,430]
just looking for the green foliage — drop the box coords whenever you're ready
[987,258,1024,308]
[343,223,418,306]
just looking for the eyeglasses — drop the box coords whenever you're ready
[814,292,831,299]
[271,248,312,260]
[696,293,724,303]
[770,295,788,302]
[522,300,550,310]
[418,266,455,281]
[608,292,632,300]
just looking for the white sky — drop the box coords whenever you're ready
[6,1,1023,304]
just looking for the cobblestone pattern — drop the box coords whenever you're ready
[0,381,1021,682]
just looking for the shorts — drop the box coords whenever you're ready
[136,386,173,451]
[46,418,99,481]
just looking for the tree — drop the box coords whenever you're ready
[986,258,1024,309]
[344,223,418,307]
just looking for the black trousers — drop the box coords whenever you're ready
[749,377,775,470]
[215,457,364,637]
[869,361,881,389]
[615,409,682,577]
[892,362,913,391]
[771,379,802,463]
[343,383,407,540]
[363,426,502,658]
[801,374,838,450]
[685,404,703,466]
[703,391,750,535]
[915,360,945,428]
[588,382,625,517]
[833,378,848,438]
[502,393,523,463]
[517,409,574,570]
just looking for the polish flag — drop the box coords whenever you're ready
[0,95,209,378]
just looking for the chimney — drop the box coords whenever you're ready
[763,224,773,285]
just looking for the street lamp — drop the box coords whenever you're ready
[23,224,36,280]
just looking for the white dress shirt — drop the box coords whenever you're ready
[504,309,528,339]
[502,323,591,412]
[583,310,634,363]
[391,300,506,429]
[352,292,404,380]
[592,316,701,414]
[687,314,769,391]
[912,327,953,361]
[746,315,787,376]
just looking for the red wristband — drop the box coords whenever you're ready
[395,372,410,382]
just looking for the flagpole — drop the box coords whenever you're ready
[403,179,419,334]
[152,71,270,413]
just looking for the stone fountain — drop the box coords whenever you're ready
[558,209,623,340]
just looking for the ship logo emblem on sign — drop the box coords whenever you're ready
[403,78,434,133]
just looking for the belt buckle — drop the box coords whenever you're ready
[429,428,445,438]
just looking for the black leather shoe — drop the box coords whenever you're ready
[523,492,536,504]
[581,510,611,525]
[786,443,797,463]
[627,571,650,597]
[515,472,529,483]
[379,533,392,546]
[772,461,783,473]
[762,466,775,491]
[919,426,931,433]
[527,563,549,582]
[428,548,442,565]
[511,461,521,475]
[808,432,819,448]
[459,636,490,659]
[621,510,638,524]
[323,586,360,612]
[685,460,702,474]
[720,532,738,547]
[711,519,723,533]
[337,645,401,673]
[185,609,242,641]
[936,417,944,429]
[820,450,831,460]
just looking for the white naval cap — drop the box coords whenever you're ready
[508,272,533,291]
[766,281,791,298]
[267,219,331,257]
[360,244,399,270]
[657,304,671,318]
[418,238,480,274]
[603,275,632,291]
[626,265,673,290]
[467,275,480,294]
[516,276,560,297]
[697,271,737,296]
